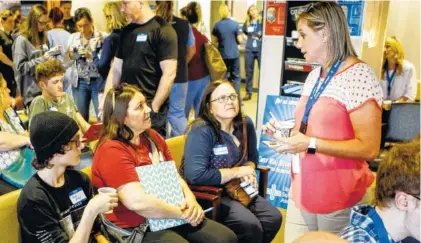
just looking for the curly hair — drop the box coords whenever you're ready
[35,59,65,84]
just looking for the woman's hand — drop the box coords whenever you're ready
[270,132,310,154]
[89,192,119,215]
[180,197,204,227]
[262,118,281,138]
[240,173,258,190]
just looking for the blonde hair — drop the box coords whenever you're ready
[296,2,357,68]
[382,36,405,79]
[0,73,6,109]
[219,3,230,19]
[245,5,262,25]
[20,4,48,47]
[103,1,128,33]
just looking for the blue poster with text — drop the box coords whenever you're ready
[258,95,299,209]
[337,0,364,36]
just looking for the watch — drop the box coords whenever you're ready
[307,137,317,154]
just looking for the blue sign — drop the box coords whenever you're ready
[258,95,299,209]
[337,0,364,36]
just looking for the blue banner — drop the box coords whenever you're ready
[258,95,299,209]
[337,0,364,36]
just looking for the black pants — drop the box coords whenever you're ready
[142,218,237,243]
[219,196,282,243]
[150,104,169,137]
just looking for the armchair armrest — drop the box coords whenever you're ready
[192,191,221,221]
[188,185,223,196]
[256,166,269,198]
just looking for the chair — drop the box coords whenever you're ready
[166,136,269,221]
[370,102,420,171]
[0,190,22,243]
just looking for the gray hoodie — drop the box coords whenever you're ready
[12,35,47,106]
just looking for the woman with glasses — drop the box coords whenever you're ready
[66,8,106,121]
[262,2,382,241]
[17,111,118,243]
[380,36,417,102]
[12,4,52,108]
[91,83,237,243]
[182,80,282,243]
[98,2,127,81]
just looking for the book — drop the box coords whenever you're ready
[136,161,186,232]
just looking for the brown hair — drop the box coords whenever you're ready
[295,2,357,68]
[35,59,65,84]
[375,136,420,207]
[20,4,48,47]
[49,7,64,26]
[155,1,174,23]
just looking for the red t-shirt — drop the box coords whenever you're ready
[188,27,209,81]
[91,129,173,228]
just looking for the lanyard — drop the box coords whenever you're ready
[386,68,397,96]
[299,60,342,134]
[367,207,392,243]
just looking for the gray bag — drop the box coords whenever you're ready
[100,214,148,243]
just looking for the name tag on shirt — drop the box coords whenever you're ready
[136,33,148,42]
[48,105,58,112]
[292,154,301,174]
[69,187,87,205]
[247,26,255,33]
[213,145,228,156]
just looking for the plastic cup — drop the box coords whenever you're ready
[98,187,116,214]
[383,100,392,111]
[275,121,295,138]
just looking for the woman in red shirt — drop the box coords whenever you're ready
[263,2,382,241]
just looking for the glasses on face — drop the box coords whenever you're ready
[37,20,48,26]
[63,137,81,151]
[210,93,238,103]
[409,194,421,201]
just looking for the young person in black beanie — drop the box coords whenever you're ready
[17,111,118,243]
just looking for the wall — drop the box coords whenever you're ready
[385,0,420,79]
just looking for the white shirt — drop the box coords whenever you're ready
[380,60,417,101]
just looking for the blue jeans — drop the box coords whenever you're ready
[168,82,188,138]
[245,49,261,95]
[72,79,99,121]
[223,58,241,95]
[185,75,211,118]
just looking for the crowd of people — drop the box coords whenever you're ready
[0,1,419,243]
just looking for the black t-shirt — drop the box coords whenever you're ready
[171,16,189,84]
[17,170,100,243]
[116,16,177,105]
[63,17,76,33]
[0,30,16,96]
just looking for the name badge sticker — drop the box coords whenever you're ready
[247,26,254,33]
[48,105,58,112]
[136,33,148,42]
[69,187,87,205]
[213,145,229,156]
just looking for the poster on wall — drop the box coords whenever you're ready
[264,0,287,36]
[337,0,365,36]
[258,95,299,209]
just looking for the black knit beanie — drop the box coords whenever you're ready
[30,111,79,163]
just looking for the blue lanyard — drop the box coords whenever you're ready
[367,207,392,243]
[299,60,342,134]
[386,68,397,96]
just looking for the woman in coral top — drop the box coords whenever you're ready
[263,2,382,242]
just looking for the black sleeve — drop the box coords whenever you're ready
[212,24,218,37]
[156,24,178,61]
[246,116,258,165]
[242,22,247,35]
[18,198,69,243]
[115,29,125,60]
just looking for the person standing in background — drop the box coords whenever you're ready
[102,0,178,137]
[241,5,263,101]
[47,7,71,96]
[155,0,195,137]
[60,1,76,33]
[181,2,211,119]
[212,3,243,97]
[0,10,20,106]
[380,36,417,102]
[13,4,52,108]
[98,1,127,81]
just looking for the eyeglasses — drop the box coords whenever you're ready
[210,93,238,103]
[409,194,421,200]
[37,20,48,26]
[63,137,81,151]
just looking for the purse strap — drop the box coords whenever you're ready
[147,137,161,164]
[233,115,247,168]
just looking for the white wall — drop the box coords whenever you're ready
[386,0,420,79]
[71,0,107,33]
